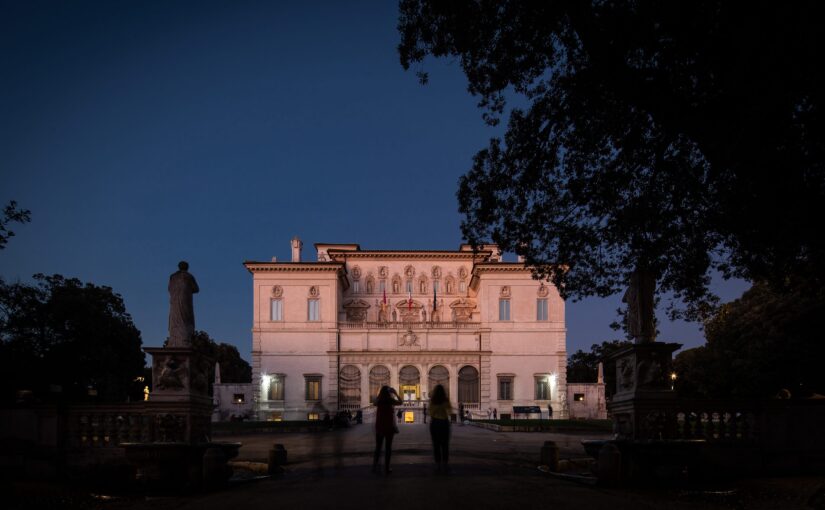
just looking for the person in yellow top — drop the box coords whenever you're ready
[428,384,453,472]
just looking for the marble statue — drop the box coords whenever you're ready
[168,261,199,347]
[622,267,655,343]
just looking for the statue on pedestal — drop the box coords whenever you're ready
[168,261,199,347]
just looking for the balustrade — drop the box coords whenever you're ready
[338,321,480,330]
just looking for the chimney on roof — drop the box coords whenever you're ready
[291,237,303,262]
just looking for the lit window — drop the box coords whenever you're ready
[267,374,284,400]
[308,299,320,321]
[233,393,245,404]
[574,393,585,402]
[498,376,513,401]
[305,376,322,400]
[498,299,510,321]
[307,412,320,421]
[536,298,548,321]
[270,299,283,321]
[534,377,549,400]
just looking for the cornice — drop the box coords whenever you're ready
[326,250,491,261]
[243,261,345,274]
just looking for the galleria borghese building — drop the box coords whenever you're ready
[242,238,569,422]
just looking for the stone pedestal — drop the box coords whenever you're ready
[124,346,238,490]
[606,342,681,440]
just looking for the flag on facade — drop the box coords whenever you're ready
[383,288,387,305]
[408,289,412,310]
[433,285,437,310]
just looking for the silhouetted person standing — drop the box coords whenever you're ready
[428,384,453,473]
[168,261,199,347]
[373,386,402,474]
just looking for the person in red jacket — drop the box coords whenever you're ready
[373,386,403,473]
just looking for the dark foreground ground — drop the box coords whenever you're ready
[7,422,825,510]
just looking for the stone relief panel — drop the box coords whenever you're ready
[351,265,362,280]
[343,299,371,322]
[458,267,468,279]
[309,286,319,297]
[449,298,476,322]
[431,266,441,279]
[379,266,388,278]
[500,286,511,297]
[396,299,423,322]
[404,265,415,279]
[272,285,283,298]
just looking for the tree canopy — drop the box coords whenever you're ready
[1,201,31,250]
[567,339,630,383]
[0,274,145,402]
[674,283,825,399]
[186,330,251,392]
[398,1,825,319]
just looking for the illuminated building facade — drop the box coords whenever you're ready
[244,238,568,421]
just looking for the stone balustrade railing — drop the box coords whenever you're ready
[338,321,480,330]
[65,404,153,448]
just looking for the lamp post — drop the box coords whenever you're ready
[670,372,677,391]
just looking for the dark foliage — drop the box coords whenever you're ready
[674,282,825,398]
[1,201,31,250]
[567,340,631,383]
[0,274,144,402]
[399,1,825,320]
[186,330,252,392]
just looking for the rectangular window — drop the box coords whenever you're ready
[233,393,245,404]
[535,377,549,400]
[433,280,439,293]
[308,299,320,321]
[353,281,360,293]
[459,281,466,293]
[270,299,283,321]
[498,376,513,401]
[268,374,284,400]
[536,298,548,321]
[406,280,413,293]
[305,376,321,400]
[574,393,585,402]
[379,280,386,293]
[498,299,510,321]
[307,412,319,421]
[268,411,283,422]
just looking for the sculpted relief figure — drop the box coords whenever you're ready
[168,261,199,347]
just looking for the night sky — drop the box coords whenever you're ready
[1,1,748,361]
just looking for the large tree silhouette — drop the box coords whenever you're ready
[399,1,825,318]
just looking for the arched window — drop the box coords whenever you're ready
[339,365,361,406]
[369,365,390,401]
[458,366,479,403]
[428,365,450,396]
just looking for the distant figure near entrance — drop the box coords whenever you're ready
[168,261,199,347]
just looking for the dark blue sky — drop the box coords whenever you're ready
[1,1,748,361]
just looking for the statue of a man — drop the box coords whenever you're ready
[168,261,199,347]
[623,267,655,343]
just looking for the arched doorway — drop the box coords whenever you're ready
[399,365,421,401]
[339,365,361,408]
[369,365,390,402]
[458,365,479,404]
[428,365,449,397]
